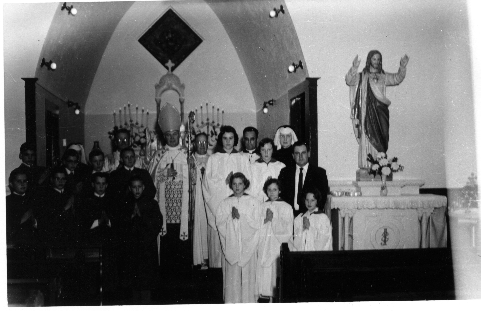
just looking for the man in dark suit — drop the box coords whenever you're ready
[278,141,329,217]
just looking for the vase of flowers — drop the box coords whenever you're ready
[367,152,404,196]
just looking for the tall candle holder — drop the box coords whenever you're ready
[191,102,226,148]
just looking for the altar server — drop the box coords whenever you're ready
[203,125,252,268]
[257,178,293,302]
[250,138,285,202]
[216,172,262,303]
[292,187,332,251]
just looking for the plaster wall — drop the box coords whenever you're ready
[287,0,476,188]
[84,1,256,154]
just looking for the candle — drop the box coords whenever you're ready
[200,105,204,124]
[206,103,209,123]
[212,105,215,125]
[146,110,149,128]
[195,108,199,127]
[217,108,220,126]
[222,110,224,126]
[113,110,117,127]
[124,106,127,126]
[119,108,122,128]
[141,107,145,127]
[135,105,139,125]
[128,103,132,124]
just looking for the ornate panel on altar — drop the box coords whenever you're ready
[330,194,448,250]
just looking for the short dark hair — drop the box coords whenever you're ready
[91,172,109,184]
[258,137,274,149]
[129,174,144,186]
[20,142,35,155]
[9,168,28,184]
[116,128,131,138]
[120,147,135,158]
[292,140,310,153]
[217,125,239,150]
[302,186,323,209]
[89,149,105,162]
[62,149,80,161]
[243,126,258,138]
[263,178,281,195]
[50,167,67,178]
[229,172,250,190]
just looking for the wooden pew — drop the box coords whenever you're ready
[279,243,455,302]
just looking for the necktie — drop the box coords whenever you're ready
[297,167,304,207]
[200,167,205,179]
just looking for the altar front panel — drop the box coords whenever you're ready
[329,194,448,251]
[353,208,419,249]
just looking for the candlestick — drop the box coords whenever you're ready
[222,110,224,126]
[119,108,123,128]
[128,104,133,124]
[124,106,127,127]
[141,107,145,127]
[113,111,117,127]
[212,105,215,125]
[195,108,199,127]
[206,103,209,124]
[146,110,149,128]
[135,105,138,125]
[200,105,204,125]
[217,108,220,126]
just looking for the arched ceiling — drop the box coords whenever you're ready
[35,1,307,115]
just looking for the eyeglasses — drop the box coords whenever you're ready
[117,138,129,143]
[54,177,67,181]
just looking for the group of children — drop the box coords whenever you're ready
[6,143,162,303]
[217,172,332,303]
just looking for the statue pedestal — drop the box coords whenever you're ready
[330,179,425,196]
[356,168,392,181]
[355,179,425,196]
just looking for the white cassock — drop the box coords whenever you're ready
[292,208,333,251]
[257,200,293,297]
[148,145,189,240]
[240,150,260,165]
[103,150,144,172]
[192,153,209,265]
[249,159,285,202]
[203,150,252,268]
[216,194,262,303]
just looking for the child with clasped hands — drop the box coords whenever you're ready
[291,187,332,251]
[216,172,262,303]
[256,178,293,302]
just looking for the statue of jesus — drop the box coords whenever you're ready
[345,50,409,170]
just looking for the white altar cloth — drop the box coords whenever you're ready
[330,194,447,250]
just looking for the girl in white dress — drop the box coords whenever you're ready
[257,178,293,302]
[292,187,332,251]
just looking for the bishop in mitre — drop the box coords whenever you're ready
[148,103,190,271]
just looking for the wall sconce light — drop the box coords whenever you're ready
[288,60,303,73]
[41,58,57,71]
[61,2,77,16]
[263,99,275,114]
[269,5,284,18]
[67,100,81,115]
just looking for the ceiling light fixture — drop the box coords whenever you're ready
[288,60,303,73]
[263,99,275,114]
[67,100,81,115]
[61,2,77,16]
[40,58,57,71]
[269,5,284,18]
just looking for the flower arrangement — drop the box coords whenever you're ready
[367,152,404,177]
[460,173,478,210]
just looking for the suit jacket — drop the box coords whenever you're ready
[108,166,156,207]
[278,163,329,217]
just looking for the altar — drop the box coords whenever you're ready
[329,180,448,250]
